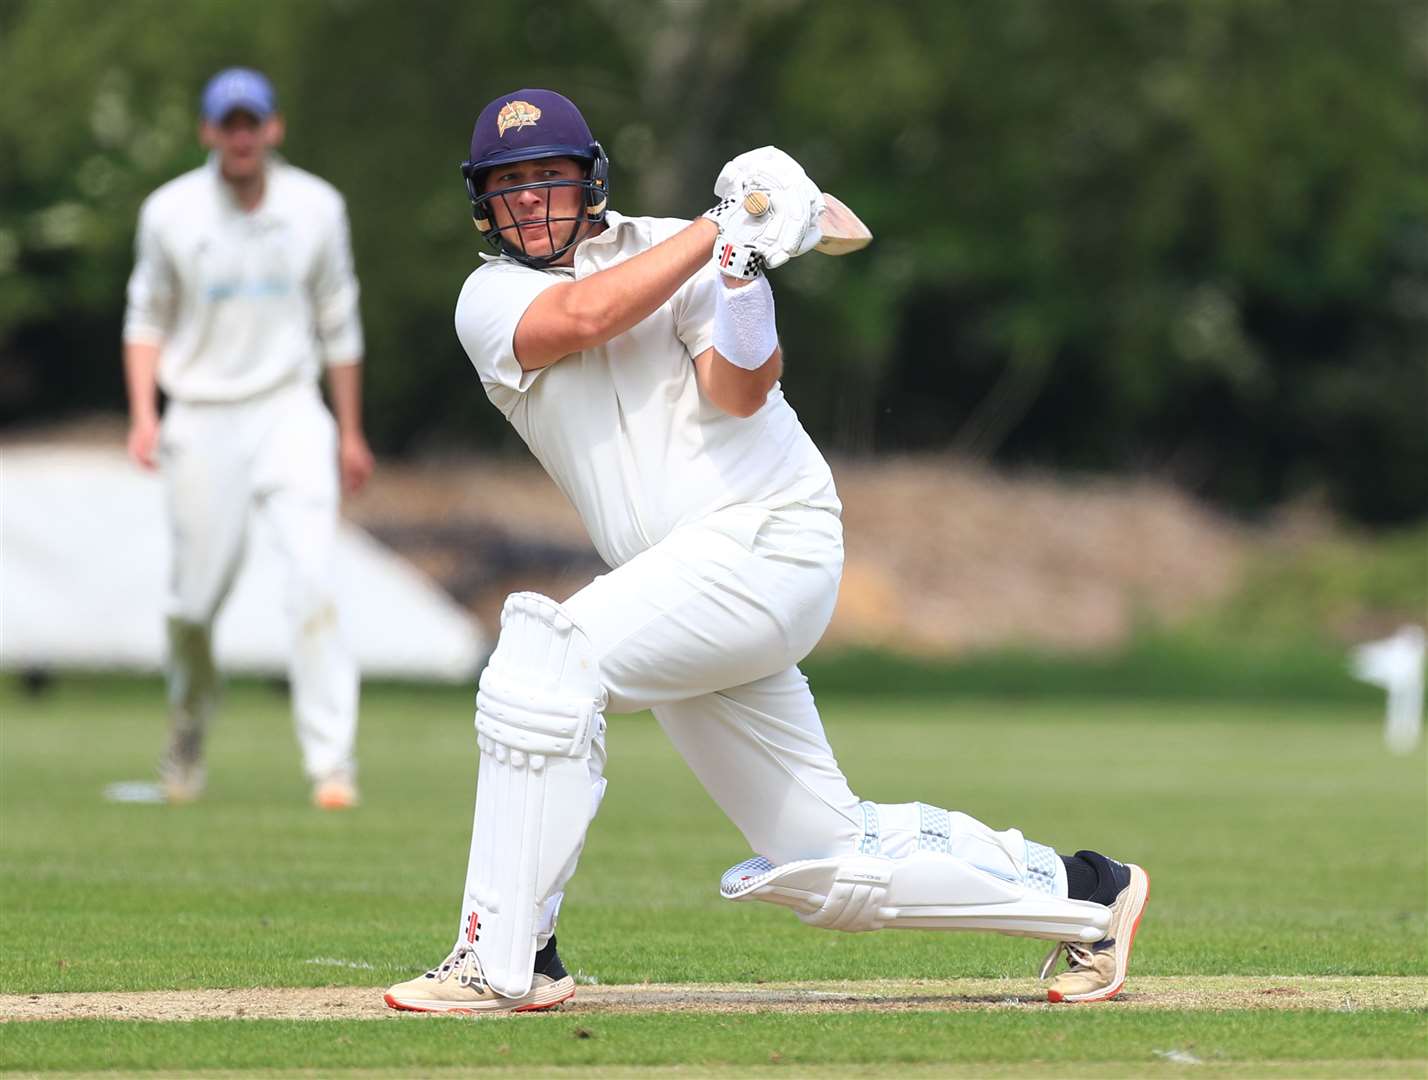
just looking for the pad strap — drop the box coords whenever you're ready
[476,670,599,759]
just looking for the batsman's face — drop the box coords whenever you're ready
[483,157,590,263]
[201,110,284,183]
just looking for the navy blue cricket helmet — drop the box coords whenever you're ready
[461,89,609,267]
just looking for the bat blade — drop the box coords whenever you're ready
[739,188,873,256]
[814,193,872,255]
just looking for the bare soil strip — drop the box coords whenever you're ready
[2,976,1423,1022]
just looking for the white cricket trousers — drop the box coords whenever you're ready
[460,500,1064,948]
[565,503,861,865]
[159,381,358,781]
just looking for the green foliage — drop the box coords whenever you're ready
[806,519,1427,696]
[1,0,1424,520]
[1194,521,1428,644]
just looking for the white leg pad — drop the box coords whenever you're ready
[465,593,605,998]
[721,852,1111,942]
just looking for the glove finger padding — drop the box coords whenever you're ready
[713,160,746,200]
[704,175,824,276]
[749,174,824,267]
[717,146,813,196]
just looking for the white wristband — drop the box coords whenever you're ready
[711,275,778,371]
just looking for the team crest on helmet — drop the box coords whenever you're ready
[496,100,542,137]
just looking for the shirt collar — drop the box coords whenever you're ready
[477,210,631,269]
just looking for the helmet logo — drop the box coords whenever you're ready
[496,100,542,137]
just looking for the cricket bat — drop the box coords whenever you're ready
[741,190,873,255]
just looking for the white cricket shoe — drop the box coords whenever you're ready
[384,938,575,1014]
[1040,862,1150,1003]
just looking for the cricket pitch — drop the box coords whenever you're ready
[3,976,1424,1022]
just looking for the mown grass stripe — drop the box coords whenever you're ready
[2,1011,1425,1073]
[5,1066,1428,1080]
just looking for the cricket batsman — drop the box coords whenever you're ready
[384,88,1149,1012]
[122,68,373,809]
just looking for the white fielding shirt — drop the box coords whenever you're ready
[124,155,364,403]
[455,212,839,569]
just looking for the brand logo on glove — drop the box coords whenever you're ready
[718,243,735,269]
[496,100,542,137]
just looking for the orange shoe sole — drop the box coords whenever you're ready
[1047,867,1151,1004]
[383,983,574,1015]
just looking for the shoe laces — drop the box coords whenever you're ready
[428,944,487,991]
[1038,939,1097,980]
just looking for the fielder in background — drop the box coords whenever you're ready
[385,88,1149,1012]
[122,67,374,810]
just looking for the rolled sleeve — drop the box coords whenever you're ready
[312,199,365,365]
[454,263,562,402]
[673,260,718,360]
[123,200,175,346]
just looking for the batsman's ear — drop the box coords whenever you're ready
[263,114,286,148]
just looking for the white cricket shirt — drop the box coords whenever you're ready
[455,211,839,568]
[124,155,364,403]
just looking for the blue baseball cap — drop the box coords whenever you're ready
[467,89,598,174]
[201,67,277,123]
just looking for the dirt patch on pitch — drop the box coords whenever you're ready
[2,977,1423,1022]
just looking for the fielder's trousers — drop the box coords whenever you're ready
[159,381,358,781]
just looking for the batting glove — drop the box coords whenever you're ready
[702,146,824,278]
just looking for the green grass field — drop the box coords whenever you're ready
[2,675,1424,1077]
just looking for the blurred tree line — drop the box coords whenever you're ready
[2,0,1424,522]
